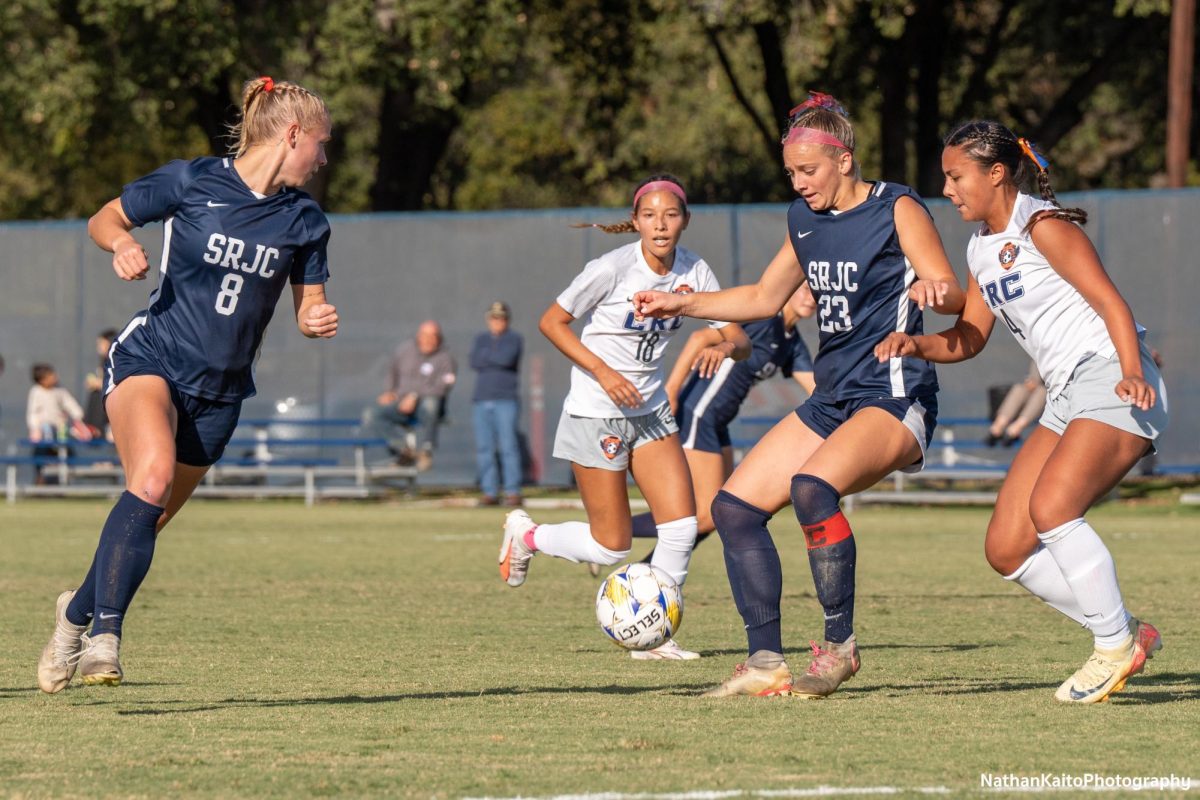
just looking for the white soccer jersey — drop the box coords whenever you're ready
[556,240,728,417]
[967,193,1140,398]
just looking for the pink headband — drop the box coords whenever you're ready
[633,180,688,210]
[783,126,850,151]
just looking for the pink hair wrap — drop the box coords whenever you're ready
[783,126,849,150]
[633,180,687,210]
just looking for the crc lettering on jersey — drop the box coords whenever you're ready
[806,260,859,292]
[622,312,683,332]
[980,272,1025,309]
[203,233,280,278]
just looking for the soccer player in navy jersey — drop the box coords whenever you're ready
[37,77,338,693]
[633,93,966,697]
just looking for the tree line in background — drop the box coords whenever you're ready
[0,0,1188,220]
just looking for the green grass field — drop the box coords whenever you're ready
[1,498,1197,798]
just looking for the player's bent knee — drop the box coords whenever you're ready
[710,490,772,546]
[789,473,841,525]
[127,468,174,507]
[984,542,1026,576]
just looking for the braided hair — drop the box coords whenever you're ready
[573,174,689,234]
[944,120,1086,234]
[229,76,330,157]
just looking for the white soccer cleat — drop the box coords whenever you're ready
[79,633,123,687]
[630,638,700,660]
[36,590,89,694]
[498,509,536,587]
[1053,635,1141,704]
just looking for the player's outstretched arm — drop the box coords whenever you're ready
[632,236,805,323]
[894,196,966,314]
[88,198,150,282]
[539,302,642,408]
[874,272,994,364]
[294,284,339,339]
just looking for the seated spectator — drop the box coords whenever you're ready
[985,361,1045,447]
[364,320,456,471]
[26,363,92,484]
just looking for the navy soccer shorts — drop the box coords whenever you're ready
[104,325,242,467]
[794,393,938,473]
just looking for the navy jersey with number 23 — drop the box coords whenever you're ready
[118,156,331,402]
[787,181,937,401]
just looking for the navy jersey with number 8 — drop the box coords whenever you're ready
[117,156,330,402]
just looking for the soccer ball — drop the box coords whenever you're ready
[594,563,683,651]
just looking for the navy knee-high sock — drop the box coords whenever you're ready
[791,474,856,644]
[75,491,164,638]
[65,562,97,626]
[630,512,658,538]
[711,490,782,655]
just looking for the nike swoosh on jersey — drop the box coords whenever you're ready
[797,231,813,239]
[207,201,229,207]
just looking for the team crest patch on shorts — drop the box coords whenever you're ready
[600,435,623,460]
[999,242,1020,268]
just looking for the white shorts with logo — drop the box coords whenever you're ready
[553,402,679,471]
[1039,342,1168,449]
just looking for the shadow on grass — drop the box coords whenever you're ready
[838,678,1057,696]
[1,681,180,699]
[836,671,1200,703]
[113,682,717,715]
[697,642,997,659]
[1110,671,1200,705]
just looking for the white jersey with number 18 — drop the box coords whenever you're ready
[966,192,1141,399]
[555,241,728,418]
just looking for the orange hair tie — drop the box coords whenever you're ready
[1017,137,1049,173]
[260,76,274,93]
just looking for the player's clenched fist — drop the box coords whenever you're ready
[112,238,150,281]
[304,303,339,338]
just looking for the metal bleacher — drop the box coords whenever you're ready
[732,415,1013,507]
[2,418,418,506]
[731,413,1199,507]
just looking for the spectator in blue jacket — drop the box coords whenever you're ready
[471,301,523,506]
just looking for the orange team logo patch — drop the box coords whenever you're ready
[998,242,1020,269]
[600,436,623,460]
[672,284,694,295]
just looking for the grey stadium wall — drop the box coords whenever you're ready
[0,189,1196,486]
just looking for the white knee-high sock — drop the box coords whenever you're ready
[1004,545,1088,627]
[1037,518,1131,649]
[649,516,698,587]
[532,521,629,565]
